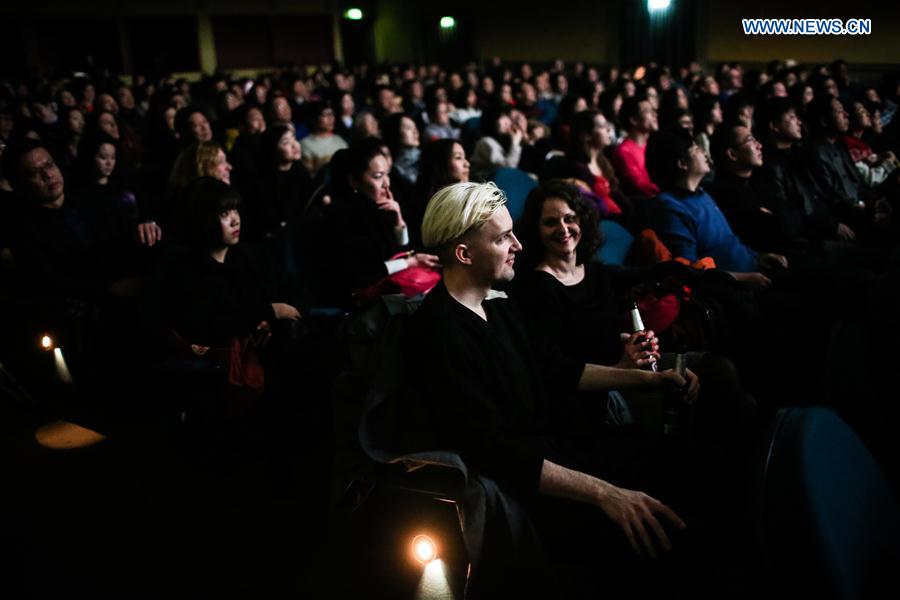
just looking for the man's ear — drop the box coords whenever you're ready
[725,146,738,163]
[454,243,473,265]
[676,158,690,173]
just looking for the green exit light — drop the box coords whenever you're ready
[344,8,363,20]
[440,16,456,29]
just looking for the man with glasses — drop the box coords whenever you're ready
[709,122,806,254]
[1,139,141,303]
[646,127,787,289]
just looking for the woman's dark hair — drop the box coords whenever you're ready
[480,105,513,152]
[85,109,119,137]
[259,124,293,169]
[415,138,460,200]
[180,176,242,250]
[659,88,689,120]
[346,136,387,183]
[380,112,415,155]
[645,126,695,191]
[450,85,474,109]
[693,94,720,128]
[597,89,623,124]
[515,179,602,272]
[74,132,119,187]
[306,100,333,130]
[618,96,644,132]
[569,110,601,163]
[568,110,621,193]
[174,105,209,140]
[788,81,813,104]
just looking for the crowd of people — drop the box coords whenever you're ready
[2,55,900,596]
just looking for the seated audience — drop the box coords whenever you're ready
[162,176,301,348]
[645,127,787,288]
[300,101,348,176]
[470,106,523,181]
[611,96,661,200]
[318,138,439,306]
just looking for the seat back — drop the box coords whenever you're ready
[759,407,900,598]
[595,220,634,265]
[492,167,538,222]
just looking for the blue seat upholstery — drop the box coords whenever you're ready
[595,220,634,265]
[759,407,900,598]
[492,167,537,222]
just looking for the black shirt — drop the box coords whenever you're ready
[756,143,839,241]
[514,263,624,377]
[405,282,551,497]
[710,169,800,253]
[162,245,278,347]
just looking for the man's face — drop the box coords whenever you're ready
[462,206,522,284]
[378,89,395,113]
[829,99,849,134]
[775,109,803,142]
[635,100,658,133]
[18,148,65,205]
[729,126,763,169]
[519,83,537,106]
[681,143,710,179]
[116,87,135,110]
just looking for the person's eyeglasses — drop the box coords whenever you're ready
[731,135,757,148]
[27,159,57,179]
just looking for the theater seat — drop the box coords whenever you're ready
[595,220,634,265]
[493,167,538,221]
[757,407,900,598]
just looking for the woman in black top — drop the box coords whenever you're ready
[317,138,439,306]
[71,133,141,278]
[252,124,313,240]
[514,179,754,443]
[514,180,660,370]
[162,177,301,348]
[513,180,671,435]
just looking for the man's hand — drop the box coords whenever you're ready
[729,271,772,290]
[135,221,162,247]
[758,252,788,271]
[836,223,857,241]
[653,368,699,402]
[271,302,301,320]
[595,482,687,558]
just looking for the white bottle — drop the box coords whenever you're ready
[629,302,657,372]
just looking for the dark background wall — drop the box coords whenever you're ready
[2,0,898,78]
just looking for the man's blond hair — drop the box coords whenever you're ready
[421,182,507,257]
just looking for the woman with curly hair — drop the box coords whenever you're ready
[514,179,753,442]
